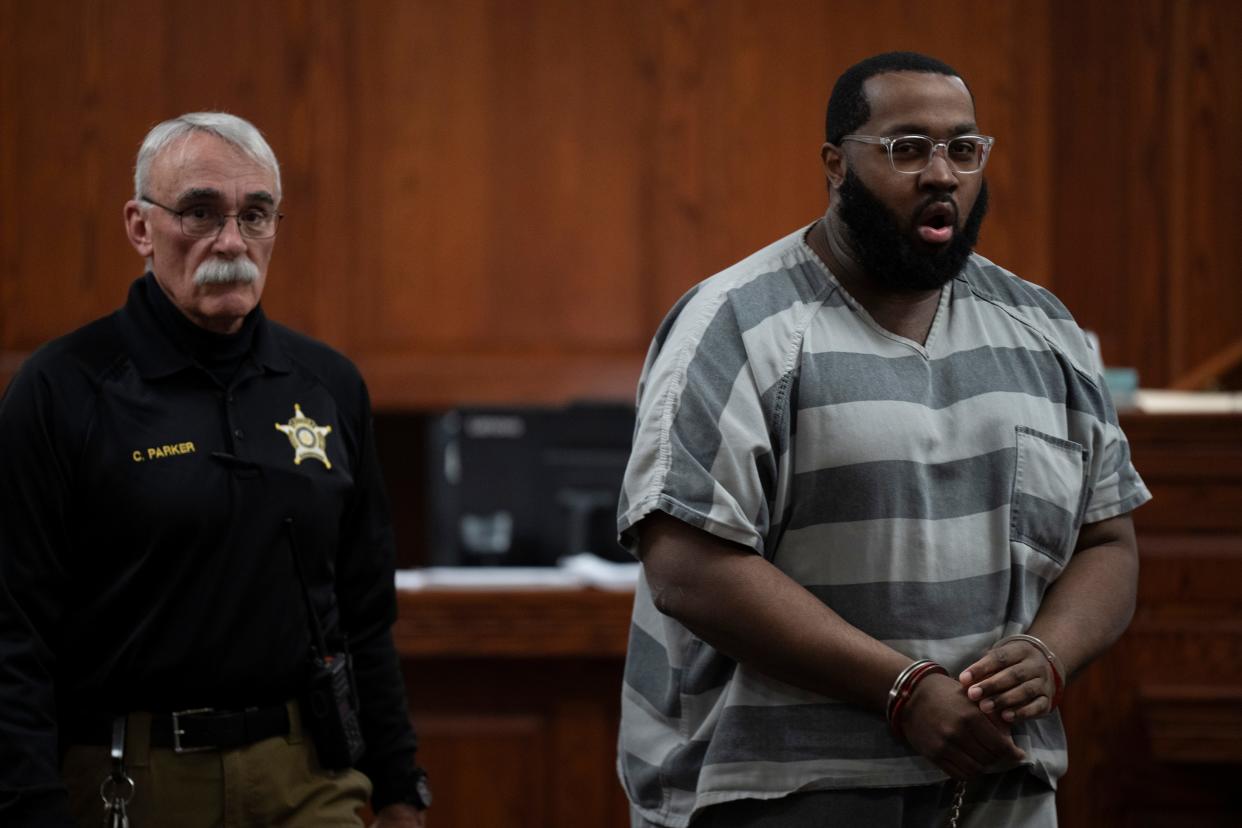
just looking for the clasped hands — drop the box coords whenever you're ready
[898,639,1059,780]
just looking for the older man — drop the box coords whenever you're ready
[618,52,1149,827]
[0,113,430,826]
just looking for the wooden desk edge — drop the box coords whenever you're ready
[394,585,636,659]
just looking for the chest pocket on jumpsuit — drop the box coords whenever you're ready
[1009,425,1090,566]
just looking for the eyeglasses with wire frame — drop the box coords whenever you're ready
[839,134,995,175]
[140,196,284,239]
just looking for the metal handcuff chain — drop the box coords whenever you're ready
[940,633,1061,826]
[946,779,967,828]
[100,714,135,827]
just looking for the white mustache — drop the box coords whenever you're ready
[194,257,260,286]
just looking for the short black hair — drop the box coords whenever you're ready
[825,51,969,144]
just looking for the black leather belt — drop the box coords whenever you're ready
[66,703,291,754]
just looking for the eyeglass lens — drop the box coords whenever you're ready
[890,136,987,173]
[180,207,279,239]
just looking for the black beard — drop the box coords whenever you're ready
[837,170,989,292]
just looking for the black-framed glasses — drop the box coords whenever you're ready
[840,133,995,174]
[140,196,284,239]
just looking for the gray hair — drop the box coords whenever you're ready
[133,112,281,202]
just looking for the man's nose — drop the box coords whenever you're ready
[211,216,249,254]
[919,150,959,190]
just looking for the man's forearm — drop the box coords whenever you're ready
[642,512,1026,778]
[1026,514,1139,679]
[641,513,910,712]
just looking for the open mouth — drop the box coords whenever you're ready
[916,203,957,244]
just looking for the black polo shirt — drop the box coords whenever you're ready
[0,275,419,824]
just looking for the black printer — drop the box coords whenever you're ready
[424,403,635,566]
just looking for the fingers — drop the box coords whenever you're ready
[922,715,1022,780]
[951,731,1004,774]
[960,639,1031,686]
[963,642,1053,721]
[901,674,1026,779]
[997,693,1052,723]
[959,656,994,687]
[966,660,1035,702]
[979,675,1045,715]
[921,728,988,780]
[965,708,1026,763]
[936,754,979,781]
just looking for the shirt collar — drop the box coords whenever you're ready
[117,274,291,380]
[249,308,291,374]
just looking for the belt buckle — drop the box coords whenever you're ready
[171,707,215,754]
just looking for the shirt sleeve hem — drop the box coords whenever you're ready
[618,493,764,555]
[1082,487,1153,526]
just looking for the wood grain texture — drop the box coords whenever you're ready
[0,0,1114,407]
[1122,413,1242,535]
[1168,0,1242,387]
[394,586,633,658]
[1056,414,1242,826]
[8,0,1235,403]
[5,0,1239,402]
[1139,686,1242,764]
[401,656,630,828]
[1049,0,1173,385]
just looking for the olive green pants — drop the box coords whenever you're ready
[62,702,371,828]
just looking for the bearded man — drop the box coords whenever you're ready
[0,113,430,826]
[617,52,1149,827]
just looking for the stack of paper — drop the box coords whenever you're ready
[1133,389,1242,413]
[395,552,639,591]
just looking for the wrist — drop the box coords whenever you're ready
[994,633,1065,709]
[378,767,431,813]
[885,659,948,740]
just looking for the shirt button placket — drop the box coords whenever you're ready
[224,391,244,448]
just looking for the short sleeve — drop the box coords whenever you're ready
[617,290,787,556]
[1082,381,1152,525]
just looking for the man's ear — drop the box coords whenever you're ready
[124,200,155,258]
[821,142,847,191]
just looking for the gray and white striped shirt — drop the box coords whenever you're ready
[616,225,1151,827]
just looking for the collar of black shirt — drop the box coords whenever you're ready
[117,273,291,382]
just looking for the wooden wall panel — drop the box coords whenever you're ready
[394,587,633,828]
[1051,0,1242,389]
[402,656,630,828]
[1050,0,1173,385]
[1057,541,1242,827]
[2,0,1069,407]
[414,711,552,828]
[641,0,1054,315]
[347,0,653,354]
[0,0,348,355]
[4,1,1240,404]
[1169,0,1242,386]
[0,0,139,349]
[1055,415,1242,827]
